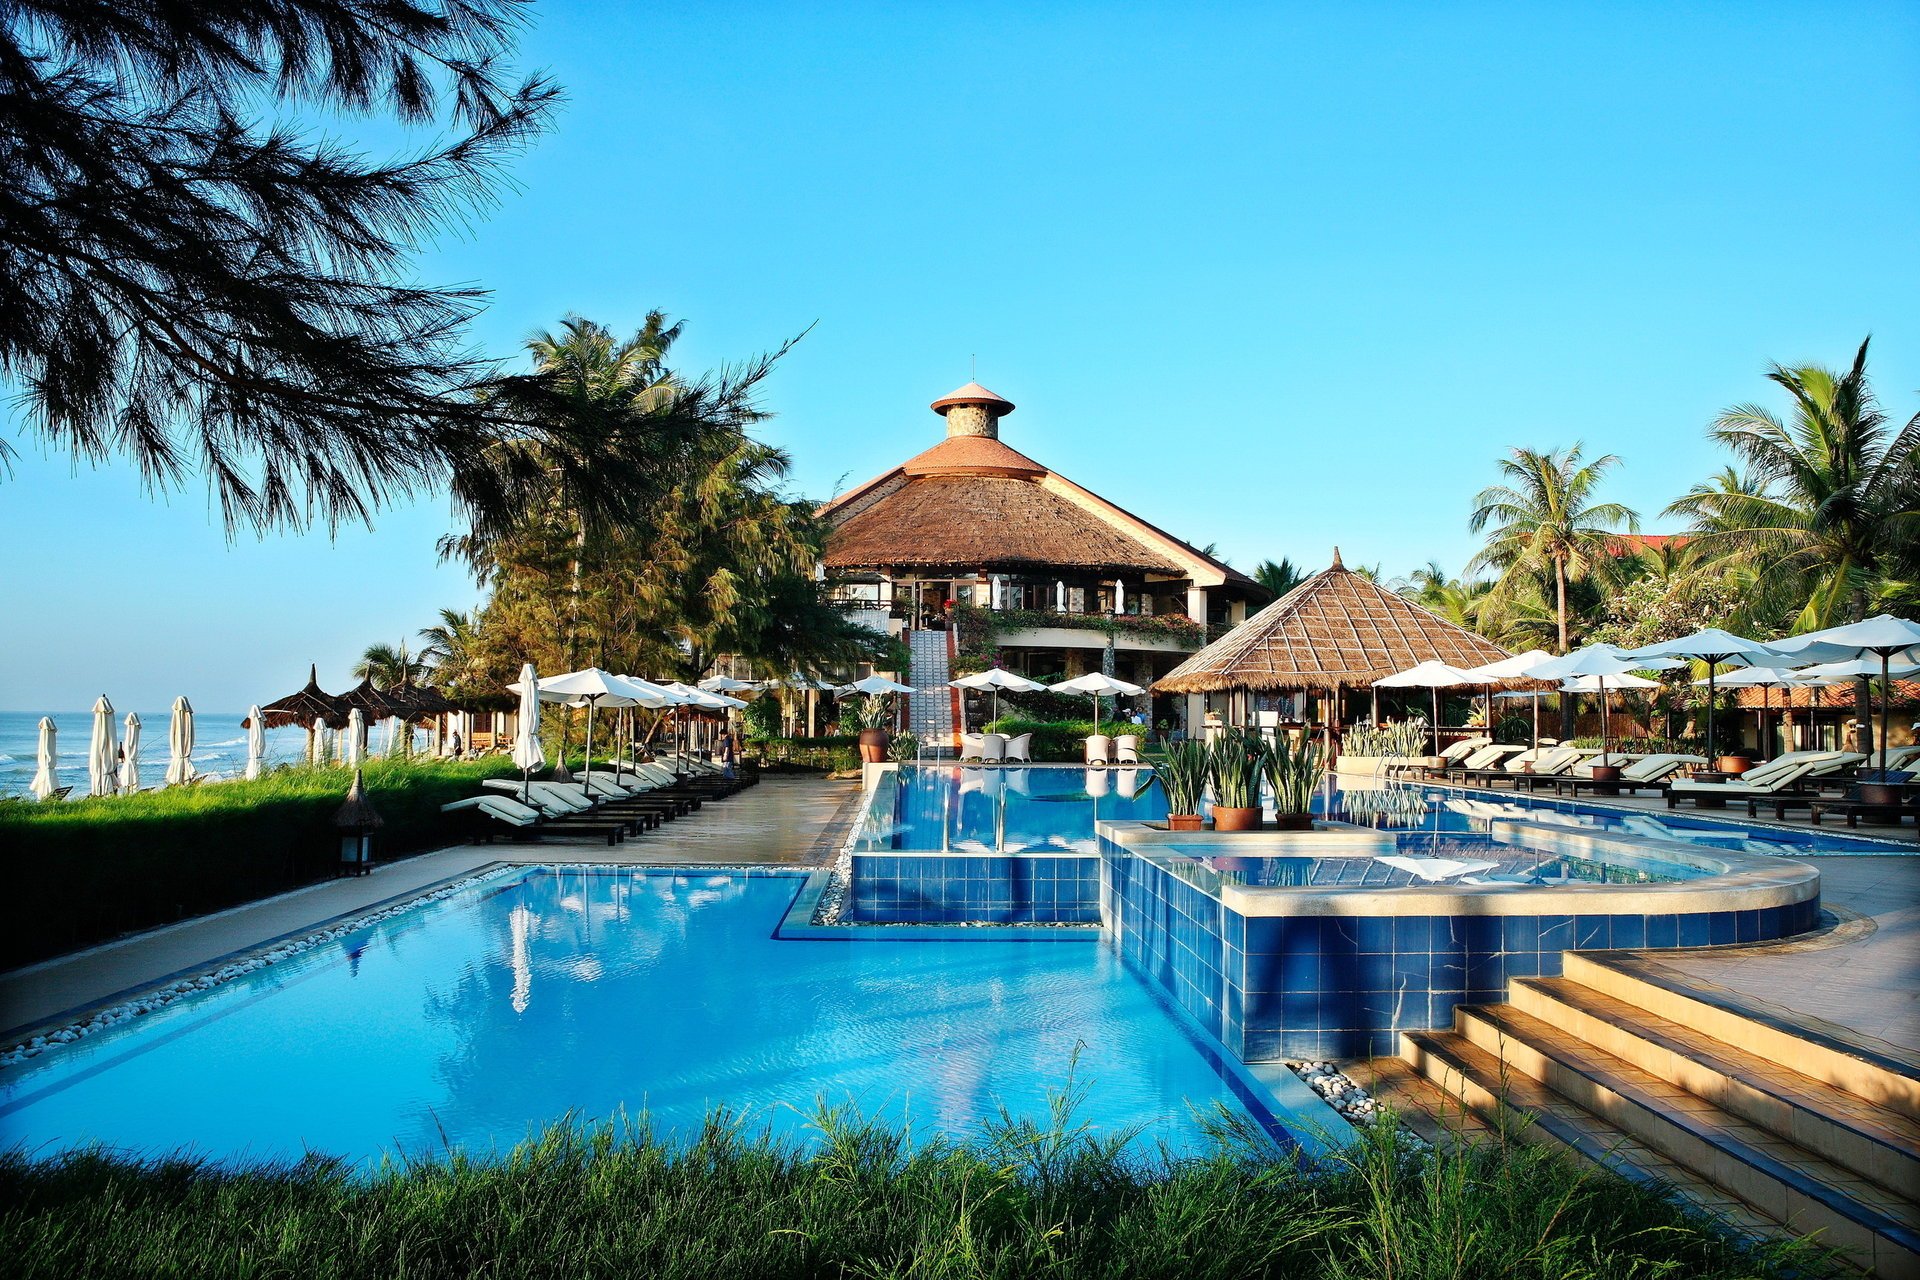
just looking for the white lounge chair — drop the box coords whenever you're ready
[1115,734,1142,764]
[958,732,986,761]
[980,733,1007,763]
[442,793,624,844]
[1084,734,1113,765]
[1556,753,1704,797]
[1004,732,1033,762]
[1666,752,1865,809]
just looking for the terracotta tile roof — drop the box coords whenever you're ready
[1154,560,1512,692]
[900,434,1047,477]
[1734,681,1920,709]
[930,381,1015,415]
[821,473,1185,575]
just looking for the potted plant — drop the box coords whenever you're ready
[856,694,893,764]
[1209,729,1268,831]
[1262,732,1325,831]
[1156,738,1210,830]
[888,730,920,763]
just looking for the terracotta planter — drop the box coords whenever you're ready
[1211,805,1263,832]
[857,728,891,764]
[1165,813,1205,831]
[1715,755,1754,776]
[1270,812,1315,832]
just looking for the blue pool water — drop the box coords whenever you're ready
[0,869,1282,1165]
[858,766,1896,856]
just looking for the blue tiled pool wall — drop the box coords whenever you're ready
[847,854,1101,923]
[1101,848,1822,1061]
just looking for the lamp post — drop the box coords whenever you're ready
[333,768,383,877]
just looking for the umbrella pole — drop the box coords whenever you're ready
[1532,694,1540,748]
[1881,651,1892,769]
[1600,678,1610,766]
[1430,688,1440,756]
[1706,668,1716,762]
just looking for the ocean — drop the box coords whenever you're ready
[0,710,423,799]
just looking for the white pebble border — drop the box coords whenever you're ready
[812,844,853,926]
[0,867,520,1071]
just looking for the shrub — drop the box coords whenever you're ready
[0,758,519,967]
[747,736,859,772]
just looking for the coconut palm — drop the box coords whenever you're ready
[1469,445,1640,654]
[1253,557,1307,598]
[1665,338,1920,633]
[1393,561,1490,629]
[417,608,481,687]
[355,643,427,689]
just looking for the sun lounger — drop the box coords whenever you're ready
[1666,752,1865,809]
[1459,746,1574,787]
[1439,744,1526,781]
[1555,753,1705,798]
[492,778,669,829]
[441,794,626,844]
[1418,738,1494,778]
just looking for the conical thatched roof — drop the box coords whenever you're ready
[255,664,348,729]
[1154,552,1512,693]
[337,676,410,720]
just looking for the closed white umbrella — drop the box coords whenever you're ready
[244,705,267,780]
[29,716,58,801]
[87,696,116,797]
[1053,672,1145,737]
[1772,615,1920,763]
[164,695,197,786]
[1373,660,1485,755]
[118,712,142,794]
[510,662,545,802]
[343,707,366,768]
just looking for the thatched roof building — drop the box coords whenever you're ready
[1155,552,1511,693]
[253,664,348,729]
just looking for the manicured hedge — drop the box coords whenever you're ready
[0,758,518,968]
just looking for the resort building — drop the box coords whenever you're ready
[817,382,1266,736]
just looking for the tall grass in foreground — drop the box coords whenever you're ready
[0,1104,1835,1280]
[0,758,518,966]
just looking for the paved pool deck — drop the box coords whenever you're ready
[0,776,860,1040]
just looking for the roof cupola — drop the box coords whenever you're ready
[930,381,1015,439]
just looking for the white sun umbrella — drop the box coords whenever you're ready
[1559,671,1661,692]
[950,668,1046,729]
[1373,660,1485,755]
[118,711,142,794]
[511,667,669,776]
[1524,645,1680,766]
[29,716,59,801]
[698,675,759,693]
[244,705,267,780]
[1624,628,1780,761]
[1771,615,1920,764]
[86,697,115,796]
[343,707,366,768]
[1695,666,1805,760]
[164,695,197,786]
[1052,672,1145,737]
[843,675,916,695]
[1464,649,1556,745]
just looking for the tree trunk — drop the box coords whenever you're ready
[1854,676,1876,757]
[1556,558,1576,739]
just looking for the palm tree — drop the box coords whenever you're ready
[1665,338,1920,633]
[417,608,480,688]
[1469,445,1640,654]
[355,643,427,689]
[1253,557,1306,597]
[1394,561,1490,630]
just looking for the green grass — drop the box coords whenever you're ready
[0,757,518,967]
[0,1103,1833,1280]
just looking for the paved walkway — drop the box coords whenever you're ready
[0,776,859,1039]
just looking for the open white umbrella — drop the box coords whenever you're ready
[1465,649,1556,744]
[29,716,58,801]
[508,667,663,776]
[1625,628,1779,760]
[164,695,197,786]
[698,675,760,693]
[1772,615,1920,763]
[1559,672,1660,692]
[1523,645,1680,766]
[343,707,366,768]
[1373,660,1485,755]
[510,662,545,801]
[1053,672,1144,737]
[244,705,267,780]
[118,712,142,794]
[950,668,1046,728]
[1695,666,1804,760]
[86,698,116,797]
[843,675,916,695]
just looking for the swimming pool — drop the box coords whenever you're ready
[0,867,1292,1165]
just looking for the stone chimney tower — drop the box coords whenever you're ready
[930,382,1016,439]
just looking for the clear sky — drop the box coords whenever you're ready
[4,1,1916,712]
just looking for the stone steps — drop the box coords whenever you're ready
[904,629,953,744]
[1403,952,1920,1277]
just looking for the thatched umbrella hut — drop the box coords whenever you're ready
[251,664,348,763]
[1154,551,1511,748]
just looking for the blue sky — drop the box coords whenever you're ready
[4,1,1916,712]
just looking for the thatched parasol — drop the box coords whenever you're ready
[337,676,410,721]
[253,665,348,729]
[1155,551,1511,694]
